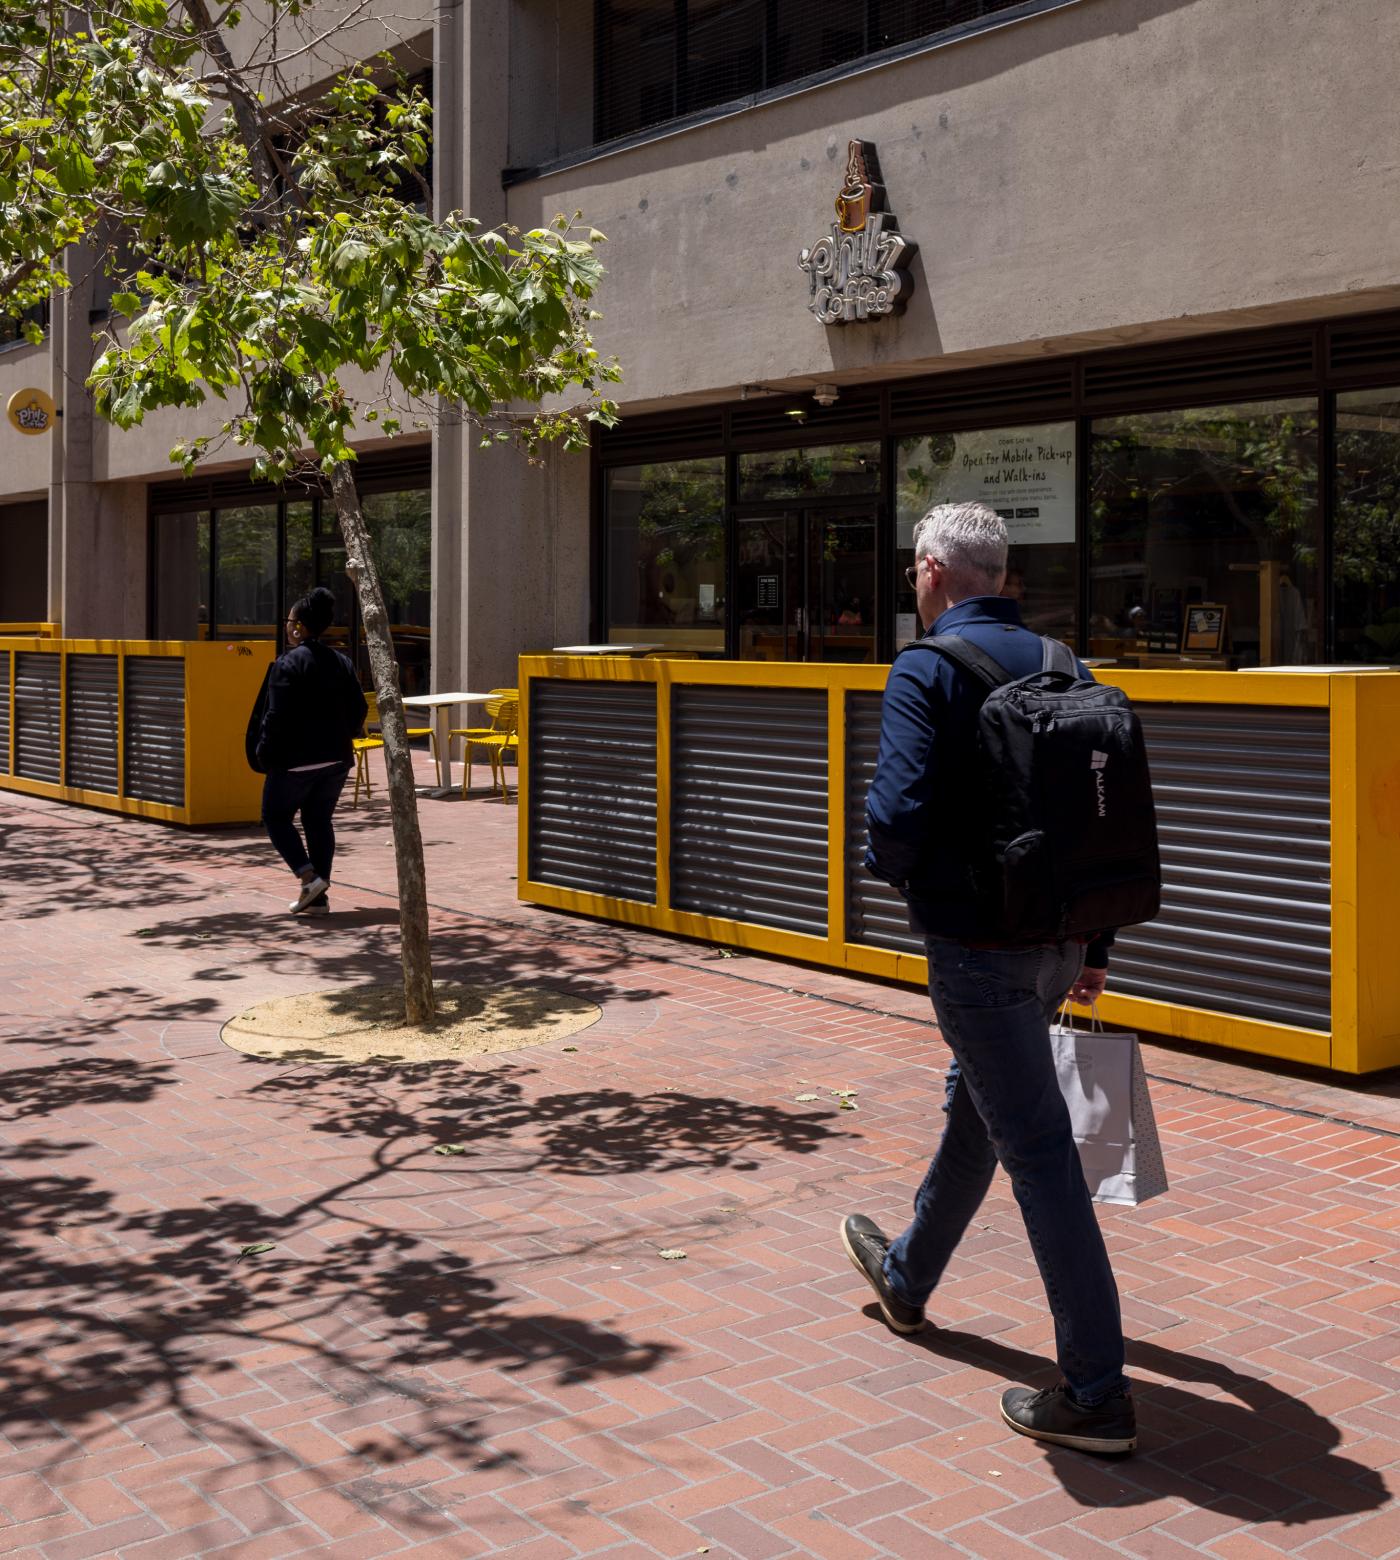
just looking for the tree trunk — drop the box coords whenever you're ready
[183,0,282,204]
[171,7,435,1023]
[330,460,436,1025]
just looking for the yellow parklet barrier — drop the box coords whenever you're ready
[0,637,272,825]
[516,655,1400,1075]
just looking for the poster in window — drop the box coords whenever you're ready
[916,422,1076,546]
[1183,604,1228,653]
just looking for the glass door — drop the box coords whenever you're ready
[735,510,877,661]
[736,513,801,660]
[807,511,877,663]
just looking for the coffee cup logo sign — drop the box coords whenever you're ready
[7,388,56,435]
[800,140,916,325]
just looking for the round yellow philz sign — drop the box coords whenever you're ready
[7,388,55,435]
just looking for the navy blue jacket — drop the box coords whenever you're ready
[245,639,368,773]
[864,596,1111,962]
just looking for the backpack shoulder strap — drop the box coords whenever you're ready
[907,633,1014,692]
[1040,636,1078,676]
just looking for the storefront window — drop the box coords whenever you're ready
[1089,400,1320,667]
[606,458,725,653]
[150,485,430,685]
[152,512,210,639]
[738,442,880,503]
[1334,388,1400,663]
[896,423,1077,647]
[285,501,314,613]
[214,504,278,638]
[361,489,432,694]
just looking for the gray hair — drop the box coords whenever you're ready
[912,501,1009,593]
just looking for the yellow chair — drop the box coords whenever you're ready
[352,693,385,807]
[451,694,518,798]
[449,688,515,757]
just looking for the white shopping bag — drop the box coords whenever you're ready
[1050,1007,1168,1207]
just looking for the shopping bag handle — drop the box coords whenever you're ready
[1058,997,1104,1033]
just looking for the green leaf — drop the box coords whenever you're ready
[53,141,97,196]
[433,1143,468,1156]
[237,1242,275,1258]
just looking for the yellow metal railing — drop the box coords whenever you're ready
[0,637,273,825]
[517,656,1400,1074]
[0,621,60,637]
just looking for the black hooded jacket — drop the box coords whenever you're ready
[245,639,368,773]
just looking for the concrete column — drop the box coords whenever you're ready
[62,483,149,637]
[49,245,148,637]
[430,0,467,693]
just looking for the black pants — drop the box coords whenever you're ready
[261,763,352,884]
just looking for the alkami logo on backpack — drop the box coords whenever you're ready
[1091,750,1108,817]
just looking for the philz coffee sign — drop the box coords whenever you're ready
[799,140,916,325]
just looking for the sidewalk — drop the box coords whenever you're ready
[1,770,1398,1560]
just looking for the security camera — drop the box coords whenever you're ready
[812,383,840,408]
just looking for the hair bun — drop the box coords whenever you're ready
[292,586,337,637]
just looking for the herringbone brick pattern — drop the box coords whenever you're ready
[1,772,1397,1558]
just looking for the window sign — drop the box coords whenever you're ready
[897,421,1078,646]
[898,422,1076,547]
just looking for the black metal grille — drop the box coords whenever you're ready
[124,657,186,807]
[65,654,119,794]
[596,0,1048,144]
[14,652,60,784]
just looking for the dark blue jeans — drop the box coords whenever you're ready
[884,937,1127,1405]
[261,764,352,885]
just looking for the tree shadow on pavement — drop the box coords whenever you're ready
[120,907,669,1012]
[0,802,394,924]
[1,1053,848,1521]
[1,986,224,1053]
[899,1321,1390,1523]
[248,1059,846,1177]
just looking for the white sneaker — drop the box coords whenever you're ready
[289,875,329,913]
[299,900,331,917]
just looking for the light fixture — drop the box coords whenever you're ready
[812,383,840,407]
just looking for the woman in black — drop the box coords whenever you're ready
[246,587,369,916]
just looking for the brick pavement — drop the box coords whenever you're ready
[1,769,1398,1558]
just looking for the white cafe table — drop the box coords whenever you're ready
[551,643,663,655]
[402,691,493,793]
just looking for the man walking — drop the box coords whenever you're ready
[841,500,1135,1454]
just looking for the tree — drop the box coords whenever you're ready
[4,1,619,1022]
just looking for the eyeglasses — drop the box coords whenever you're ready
[904,557,943,588]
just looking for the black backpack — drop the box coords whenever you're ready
[906,633,1162,943]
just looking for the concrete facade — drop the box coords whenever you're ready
[4,0,1400,680]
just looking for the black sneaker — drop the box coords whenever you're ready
[1000,1383,1136,1455]
[839,1215,925,1334]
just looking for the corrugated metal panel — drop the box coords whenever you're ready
[0,650,10,773]
[528,679,657,901]
[65,653,119,794]
[845,691,923,955]
[672,685,828,937]
[124,657,185,806]
[1112,703,1330,1030]
[844,694,1329,1030]
[14,652,60,783]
